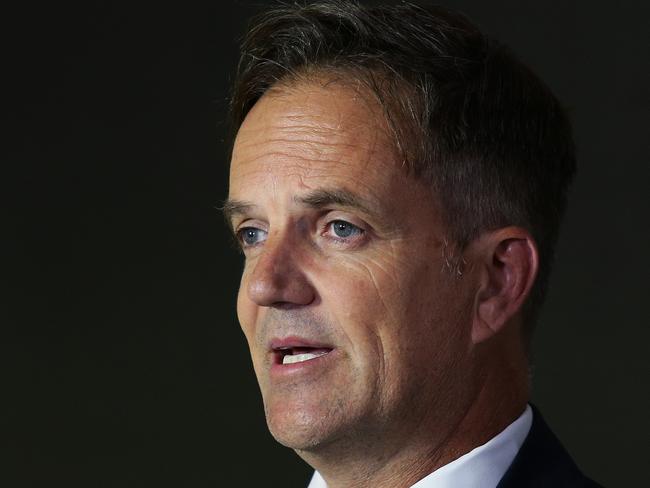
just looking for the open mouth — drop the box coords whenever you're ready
[274,347,332,365]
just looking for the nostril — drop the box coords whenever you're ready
[271,301,306,310]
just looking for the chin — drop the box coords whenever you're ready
[269,424,323,451]
[264,398,348,451]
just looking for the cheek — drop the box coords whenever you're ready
[341,253,425,319]
[329,252,463,355]
[324,258,397,319]
[319,255,418,358]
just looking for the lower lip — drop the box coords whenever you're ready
[269,349,336,378]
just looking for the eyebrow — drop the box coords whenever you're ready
[294,188,375,215]
[221,188,377,228]
[220,199,255,231]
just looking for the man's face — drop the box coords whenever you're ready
[228,81,477,453]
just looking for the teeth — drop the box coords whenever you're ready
[282,351,328,365]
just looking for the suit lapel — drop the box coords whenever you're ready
[497,405,603,487]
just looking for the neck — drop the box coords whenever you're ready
[299,344,529,488]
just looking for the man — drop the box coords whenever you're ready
[223,1,602,487]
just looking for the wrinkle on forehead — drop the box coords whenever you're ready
[232,81,396,173]
[228,80,443,236]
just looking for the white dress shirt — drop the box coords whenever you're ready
[307,404,532,488]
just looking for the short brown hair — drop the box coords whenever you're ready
[228,1,576,342]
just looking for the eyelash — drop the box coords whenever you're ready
[236,226,267,249]
[324,220,365,241]
[235,219,366,250]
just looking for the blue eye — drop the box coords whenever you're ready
[330,220,363,239]
[238,227,267,247]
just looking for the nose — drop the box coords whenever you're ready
[246,232,316,308]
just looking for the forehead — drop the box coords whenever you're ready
[229,80,400,194]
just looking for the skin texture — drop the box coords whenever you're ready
[227,80,536,488]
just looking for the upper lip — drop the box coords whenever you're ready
[269,336,333,351]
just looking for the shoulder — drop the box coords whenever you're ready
[497,405,604,488]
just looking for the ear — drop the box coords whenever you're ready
[471,227,539,344]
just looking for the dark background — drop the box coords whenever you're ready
[3,1,647,486]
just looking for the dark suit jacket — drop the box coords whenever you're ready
[497,406,603,487]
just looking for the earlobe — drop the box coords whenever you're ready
[472,228,539,344]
